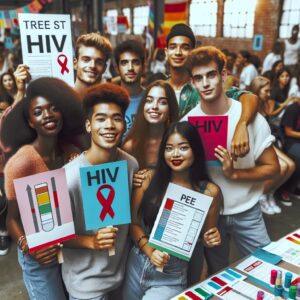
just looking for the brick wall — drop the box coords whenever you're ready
[200,0,281,61]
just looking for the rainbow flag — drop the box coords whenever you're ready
[163,0,189,36]
[148,0,155,35]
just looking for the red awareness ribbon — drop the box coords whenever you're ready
[97,184,115,221]
[57,54,70,75]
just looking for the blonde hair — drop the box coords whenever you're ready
[75,32,112,61]
[249,76,270,97]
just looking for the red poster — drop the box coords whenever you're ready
[188,116,228,161]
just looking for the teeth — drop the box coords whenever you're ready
[102,134,115,138]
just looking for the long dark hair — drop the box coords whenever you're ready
[1,77,85,152]
[271,66,291,103]
[122,80,179,169]
[140,121,210,228]
[0,72,17,95]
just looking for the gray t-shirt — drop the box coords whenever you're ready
[62,149,138,299]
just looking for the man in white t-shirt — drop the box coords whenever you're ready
[236,50,258,90]
[182,46,280,272]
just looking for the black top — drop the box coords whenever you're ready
[280,102,300,149]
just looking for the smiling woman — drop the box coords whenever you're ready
[2,77,85,300]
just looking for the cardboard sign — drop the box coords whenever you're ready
[149,183,212,261]
[18,13,74,86]
[188,116,228,162]
[13,168,75,252]
[79,160,131,230]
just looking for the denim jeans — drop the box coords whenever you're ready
[204,202,271,274]
[18,248,66,300]
[122,246,187,300]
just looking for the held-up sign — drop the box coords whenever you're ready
[149,183,212,261]
[13,169,75,252]
[79,160,131,231]
[188,116,228,162]
[18,13,74,86]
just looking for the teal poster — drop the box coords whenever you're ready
[80,160,131,230]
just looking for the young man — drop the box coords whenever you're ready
[62,83,138,300]
[236,50,258,90]
[183,46,280,272]
[165,23,258,160]
[74,33,112,94]
[114,39,145,135]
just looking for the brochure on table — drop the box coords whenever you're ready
[148,182,212,261]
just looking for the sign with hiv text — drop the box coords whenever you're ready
[188,116,228,165]
[80,160,131,231]
[18,13,74,86]
[13,168,75,252]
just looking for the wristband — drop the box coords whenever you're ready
[136,235,148,246]
[140,240,148,250]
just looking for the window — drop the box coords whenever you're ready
[189,0,217,37]
[279,0,300,38]
[223,0,257,38]
[133,6,149,35]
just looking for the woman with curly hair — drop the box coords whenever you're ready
[3,77,85,300]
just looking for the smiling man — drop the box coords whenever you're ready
[74,33,112,95]
[182,46,279,273]
[62,83,138,300]
[114,39,145,136]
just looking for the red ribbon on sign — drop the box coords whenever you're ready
[97,184,115,221]
[57,54,69,75]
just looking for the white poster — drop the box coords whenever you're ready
[18,13,74,86]
[148,182,212,261]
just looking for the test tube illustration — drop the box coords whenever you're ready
[51,177,62,226]
[34,182,54,232]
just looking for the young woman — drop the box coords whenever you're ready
[0,72,17,99]
[3,77,85,299]
[122,121,221,300]
[250,76,295,210]
[269,67,295,117]
[123,80,179,169]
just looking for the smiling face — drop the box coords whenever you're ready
[2,74,14,92]
[28,96,63,137]
[191,61,225,103]
[143,86,170,125]
[86,102,125,151]
[164,132,194,173]
[117,51,144,85]
[165,36,192,69]
[74,46,106,86]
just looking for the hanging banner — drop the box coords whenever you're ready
[18,13,74,86]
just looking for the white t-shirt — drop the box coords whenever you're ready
[182,99,274,215]
[284,39,300,66]
[261,53,281,74]
[239,64,258,89]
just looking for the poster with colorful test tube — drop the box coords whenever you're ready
[13,168,75,252]
[148,183,212,262]
[188,116,228,166]
[79,160,131,230]
[18,13,74,86]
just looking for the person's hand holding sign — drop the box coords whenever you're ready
[150,249,170,269]
[30,244,62,265]
[215,145,236,180]
[14,64,31,105]
[230,121,249,160]
[203,227,221,248]
[93,227,118,251]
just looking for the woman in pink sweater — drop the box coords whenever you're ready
[2,77,85,300]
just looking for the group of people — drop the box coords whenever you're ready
[0,21,299,300]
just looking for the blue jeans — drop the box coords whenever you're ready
[18,248,66,300]
[122,246,187,300]
[204,202,271,274]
